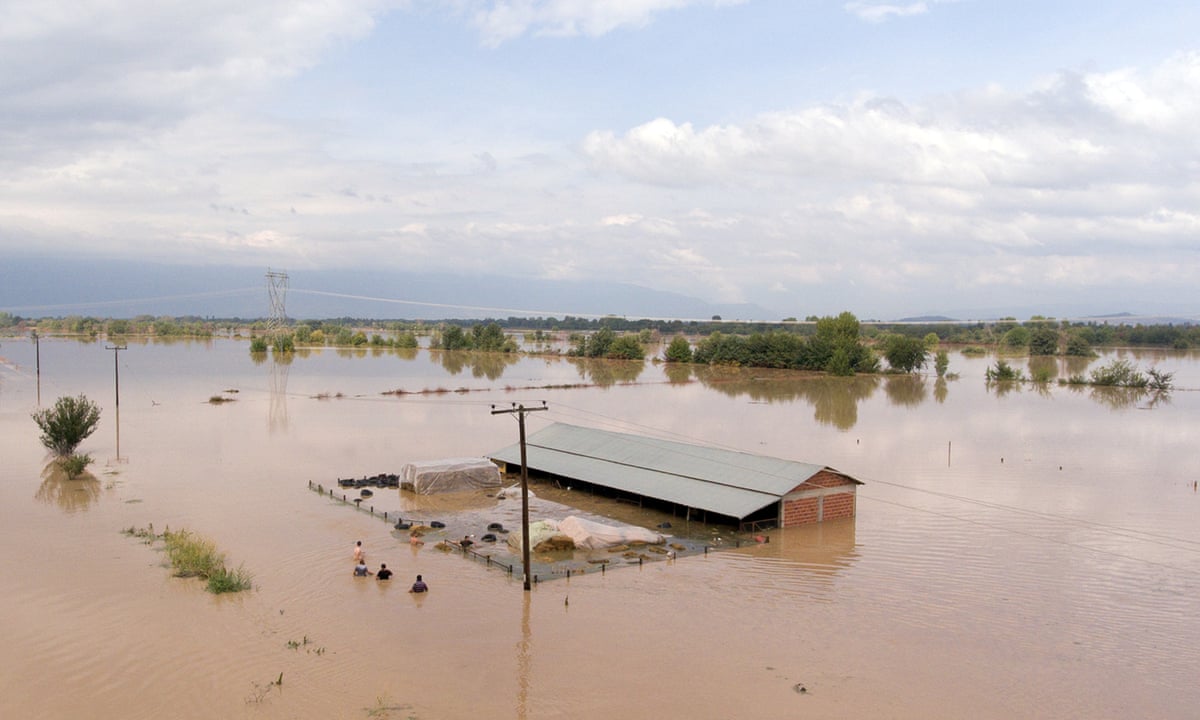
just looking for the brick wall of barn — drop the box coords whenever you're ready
[779,470,858,527]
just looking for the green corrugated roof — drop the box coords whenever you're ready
[487,422,852,521]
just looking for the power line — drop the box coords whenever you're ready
[541,401,1200,559]
[859,494,1196,573]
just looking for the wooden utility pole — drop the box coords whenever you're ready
[106,343,127,459]
[491,401,547,591]
[31,330,40,405]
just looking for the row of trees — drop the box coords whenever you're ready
[662,312,884,375]
[7,311,1197,350]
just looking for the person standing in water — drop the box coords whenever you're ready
[353,540,364,563]
[409,574,428,593]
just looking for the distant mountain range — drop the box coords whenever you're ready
[894,311,1198,326]
[4,256,1196,325]
[0,256,779,322]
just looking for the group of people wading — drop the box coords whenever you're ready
[352,540,428,593]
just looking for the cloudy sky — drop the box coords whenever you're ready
[2,0,1199,319]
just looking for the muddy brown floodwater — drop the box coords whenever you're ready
[1,339,1198,719]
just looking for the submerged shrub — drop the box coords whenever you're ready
[32,394,102,457]
[1147,368,1174,391]
[59,453,93,480]
[986,360,1024,382]
[1089,359,1147,387]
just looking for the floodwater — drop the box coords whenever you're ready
[1,338,1198,719]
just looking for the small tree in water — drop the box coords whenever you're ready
[32,395,102,457]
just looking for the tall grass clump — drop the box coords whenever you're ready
[149,527,254,592]
[207,564,254,594]
[162,529,225,578]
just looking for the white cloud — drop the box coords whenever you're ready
[0,0,387,168]
[844,1,931,23]
[573,52,1200,311]
[3,1,1199,319]
[466,0,744,45]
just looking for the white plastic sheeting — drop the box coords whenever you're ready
[506,520,568,553]
[557,515,664,549]
[401,458,502,495]
[495,484,536,500]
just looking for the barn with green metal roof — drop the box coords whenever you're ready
[487,422,861,531]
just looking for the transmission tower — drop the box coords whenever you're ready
[265,269,289,334]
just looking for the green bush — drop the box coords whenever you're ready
[664,335,693,363]
[607,335,645,360]
[31,395,102,457]
[1089,359,1146,387]
[986,360,1024,382]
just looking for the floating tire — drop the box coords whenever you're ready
[480,533,498,543]
[487,522,504,532]
[394,522,411,531]
[430,521,446,529]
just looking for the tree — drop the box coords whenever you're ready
[439,325,470,350]
[1028,326,1058,356]
[586,327,616,358]
[811,312,873,374]
[1001,326,1030,348]
[882,335,929,373]
[1065,333,1093,357]
[608,335,645,360]
[32,395,102,457]
[935,350,950,377]
[664,335,693,363]
[471,322,508,352]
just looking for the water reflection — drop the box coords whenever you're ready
[516,593,531,720]
[434,350,521,380]
[663,363,693,385]
[730,520,860,600]
[269,354,291,433]
[567,358,645,386]
[1027,356,1058,381]
[934,377,949,404]
[693,367,880,430]
[35,463,102,512]
[986,379,1022,398]
[1065,384,1171,410]
[883,375,927,407]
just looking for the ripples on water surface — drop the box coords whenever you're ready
[0,339,1197,719]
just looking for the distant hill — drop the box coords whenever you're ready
[893,315,958,323]
[0,256,779,322]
